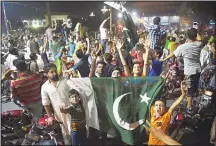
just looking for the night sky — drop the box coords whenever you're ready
[1,1,216,32]
[3,2,106,19]
[2,1,121,30]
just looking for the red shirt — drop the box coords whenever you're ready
[130,49,144,67]
[10,72,42,105]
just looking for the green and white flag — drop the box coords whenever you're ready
[67,77,165,145]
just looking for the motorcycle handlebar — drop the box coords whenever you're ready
[1,96,11,103]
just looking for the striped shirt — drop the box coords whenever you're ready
[10,72,42,105]
[145,24,166,49]
[69,103,86,131]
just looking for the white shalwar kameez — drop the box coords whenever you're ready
[41,79,72,145]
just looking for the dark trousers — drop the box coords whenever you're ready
[41,52,49,65]
[185,73,200,97]
[100,39,108,54]
[88,127,107,145]
[70,128,86,146]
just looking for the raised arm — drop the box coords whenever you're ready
[42,38,48,52]
[162,52,175,62]
[86,37,90,54]
[50,23,57,31]
[116,40,130,76]
[142,39,151,76]
[89,52,97,77]
[100,17,110,30]
[133,17,151,30]
[168,81,186,114]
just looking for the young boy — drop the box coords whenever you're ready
[148,82,186,145]
[60,89,86,146]
[148,47,163,76]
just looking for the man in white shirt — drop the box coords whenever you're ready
[41,63,71,145]
[200,45,210,69]
[99,17,110,54]
[4,47,18,70]
[45,24,57,42]
[163,28,202,111]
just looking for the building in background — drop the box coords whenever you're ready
[22,19,47,28]
[133,2,192,31]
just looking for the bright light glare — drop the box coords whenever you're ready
[132,11,137,16]
[118,13,122,18]
[32,24,39,28]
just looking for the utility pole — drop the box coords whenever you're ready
[46,1,51,26]
[109,7,112,40]
[110,7,112,31]
[2,2,10,35]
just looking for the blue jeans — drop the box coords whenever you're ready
[41,52,49,65]
[70,128,86,146]
[100,39,108,54]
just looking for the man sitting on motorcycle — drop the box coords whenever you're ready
[148,82,186,145]
[10,58,43,121]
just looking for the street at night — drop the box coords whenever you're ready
[1,1,216,146]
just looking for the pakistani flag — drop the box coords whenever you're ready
[68,77,165,145]
[122,11,139,54]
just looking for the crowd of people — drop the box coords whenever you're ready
[1,15,216,146]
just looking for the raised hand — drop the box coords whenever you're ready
[180,81,187,94]
[86,37,89,42]
[144,39,151,49]
[91,51,97,60]
[116,39,124,51]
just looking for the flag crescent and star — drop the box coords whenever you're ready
[113,92,151,131]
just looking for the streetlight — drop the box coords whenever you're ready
[2,2,10,35]
[101,6,109,14]
[101,5,112,34]
[132,11,137,16]
[89,12,95,17]
[118,13,122,18]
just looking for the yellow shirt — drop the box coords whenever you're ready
[148,106,172,145]
[168,42,178,54]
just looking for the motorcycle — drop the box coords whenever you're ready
[21,120,64,145]
[11,99,64,146]
[1,96,32,145]
[160,62,184,99]
[171,65,216,146]
[1,96,63,146]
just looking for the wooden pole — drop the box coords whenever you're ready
[2,2,10,35]
[46,1,51,26]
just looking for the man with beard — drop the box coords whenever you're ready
[41,63,72,145]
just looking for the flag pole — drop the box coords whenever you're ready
[2,2,10,35]
[109,7,112,40]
